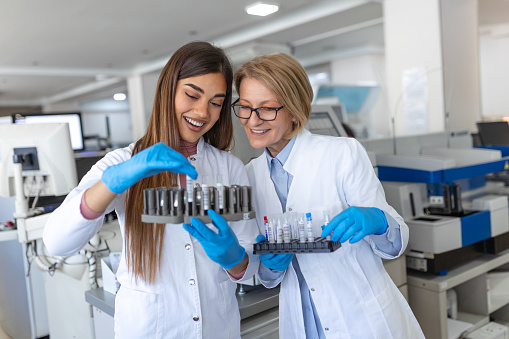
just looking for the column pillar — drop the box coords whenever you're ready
[384,0,480,136]
[127,74,147,141]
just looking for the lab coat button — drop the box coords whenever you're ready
[325,328,329,331]
[288,208,292,211]
[185,243,191,250]
[193,316,199,321]
[190,157,196,161]
[189,279,195,285]
[310,288,315,291]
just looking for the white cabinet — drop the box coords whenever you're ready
[408,249,509,339]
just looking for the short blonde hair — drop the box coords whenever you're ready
[234,53,313,139]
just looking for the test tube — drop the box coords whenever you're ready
[306,213,314,242]
[322,212,331,241]
[156,187,169,216]
[276,218,283,243]
[174,188,183,216]
[216,183,225,214]
[229,185,241,213]
[291,213,299,239]
[202,184,210,212]
[298,215,306,243]
[143,188,156,215]
[186,175,194,216]
[268,217,276,243]
[241,186,249,212]
[264,216,270,242]
[283,217,291,243]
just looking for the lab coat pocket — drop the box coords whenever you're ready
[114,285,161,338]
[219,280,240,338]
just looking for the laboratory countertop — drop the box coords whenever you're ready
[85,284,279,319]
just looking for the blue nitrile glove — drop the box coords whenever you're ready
[183,209,246,269]
[321,207,388,244]
[256,235,294,271]
[102,142,197,194]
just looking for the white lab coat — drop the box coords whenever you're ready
[44,138,259,339]
[246,129,424,339]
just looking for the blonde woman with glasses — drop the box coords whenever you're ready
[232,53,424,339]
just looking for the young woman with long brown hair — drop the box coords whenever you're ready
[43,41,259,338]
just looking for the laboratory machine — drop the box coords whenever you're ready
[0,123,79,338]
[362,131,509,274]
[0,122,119,339]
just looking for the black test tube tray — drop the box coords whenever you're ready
[253,238,342,254]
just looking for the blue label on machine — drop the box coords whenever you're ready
[461,210,491,246]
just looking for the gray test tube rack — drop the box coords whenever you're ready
[253,238,341,254]
[142,185,256,224]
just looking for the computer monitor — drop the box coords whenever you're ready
[306,104,349,137]
[0,123,78,198]
[313,83,380,122]
[477,121,509,146]
[12,112,85,151]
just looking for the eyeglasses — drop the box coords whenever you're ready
[231,99,284,121]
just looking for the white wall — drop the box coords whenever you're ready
[480,24,509,119]
[440,0,481,132]
[80,111,132,147]
[43,101,81,113]
[142,72,159,125]
[80,98,132,148]
[384,0,445,136]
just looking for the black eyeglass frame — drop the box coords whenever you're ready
[231,99,284,122]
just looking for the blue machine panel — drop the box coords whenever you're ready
[377,166,443,183]
[378,156,509,184]
[443,157,509,182]
[461,210,491,247]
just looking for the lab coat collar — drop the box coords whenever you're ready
[283,129,311,175]
[265,137,296,171]
[196,137,205,154]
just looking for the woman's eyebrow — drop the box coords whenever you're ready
[184,83,204,93]
[184,83,226,98]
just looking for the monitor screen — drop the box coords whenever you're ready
[0,123,78,198]
[307,105,349,137]
[477,121,509,146]
[12,112,85,151]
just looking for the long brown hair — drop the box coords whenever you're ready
[125,41,234,283]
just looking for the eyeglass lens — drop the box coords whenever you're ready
[233,106,278,121]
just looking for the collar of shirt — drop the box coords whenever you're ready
[265,137,296,171]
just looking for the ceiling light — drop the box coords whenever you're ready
[245,2,279,17]
[113,93,126,101]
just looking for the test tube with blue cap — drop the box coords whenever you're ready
[306,213,314,242]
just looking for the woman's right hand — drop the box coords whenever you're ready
[101,142,198,194]
[257,235,293,271]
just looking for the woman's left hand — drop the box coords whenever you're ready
[183,209,246,269]
[321,206,388,243]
